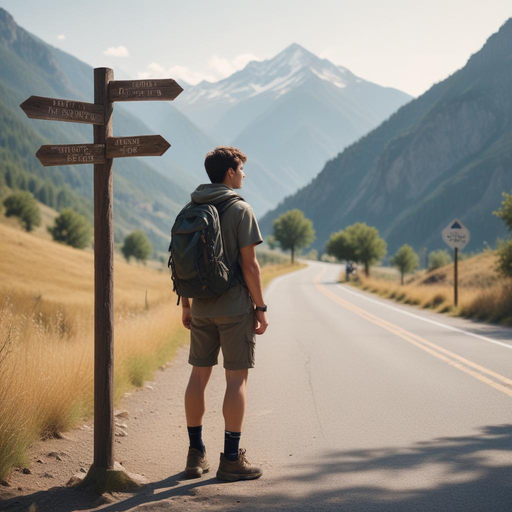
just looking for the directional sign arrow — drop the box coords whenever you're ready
[109,79,183,102]
[106,135,170,158]
[36,144,106,167]
[20,96,105,125]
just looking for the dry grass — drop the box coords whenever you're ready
[0,222,300,480]
[349,251,512,325]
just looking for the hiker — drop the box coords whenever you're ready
[345,262,351,282]
[170,146,268,482]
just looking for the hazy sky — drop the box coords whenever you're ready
[1,0,510,97]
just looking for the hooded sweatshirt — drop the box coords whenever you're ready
[189,183,263,318]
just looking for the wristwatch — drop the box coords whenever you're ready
[255,305,268,312]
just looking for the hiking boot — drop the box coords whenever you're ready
[216,448,263,482]
[184,448,210,479]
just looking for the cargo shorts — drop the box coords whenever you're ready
[189,310,256,370]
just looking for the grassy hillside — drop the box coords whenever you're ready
[0,8,192,253]
[351,251,512,325]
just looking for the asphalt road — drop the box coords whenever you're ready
[221,261,512,511]
[3,261,512,512]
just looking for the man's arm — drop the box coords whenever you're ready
[240,244,268,335]
[181,297,191,330]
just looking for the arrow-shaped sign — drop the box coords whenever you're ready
[36,144,106,167]
[109,79,183,102]
[20,96,105,125]
[106,135,170,158]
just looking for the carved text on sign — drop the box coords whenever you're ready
[115,137,140,154]
[106,135,170,158]
[20,96,105,125]
[36,144,106,167]
[109,79,183,102]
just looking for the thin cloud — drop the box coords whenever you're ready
[137,53,261,85]
[57,34,66,40]
[103,45,130,57]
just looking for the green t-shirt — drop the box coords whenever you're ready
[190,184,263,318]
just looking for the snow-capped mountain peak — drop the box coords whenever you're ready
[180,43,358,107]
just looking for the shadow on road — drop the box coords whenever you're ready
[2,424,512,511]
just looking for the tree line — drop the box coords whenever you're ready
[4,188,511,278]
[268,192,512,281]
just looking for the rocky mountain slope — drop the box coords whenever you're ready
[260,19,512,255]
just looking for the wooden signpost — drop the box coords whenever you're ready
[21,68,182,494]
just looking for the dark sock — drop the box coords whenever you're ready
[187,425,205,454]
[224,431,241,461]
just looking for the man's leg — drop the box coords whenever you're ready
[223,369,248,432]
[183,366,212,479]
[223,369,248,461]
[185,366,213,427]
[217,368,262,480]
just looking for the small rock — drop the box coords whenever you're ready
[36,459,44,464]
[0,479,9,486]
[28,503,37,512]
[115,429,128,437]
[22,468,31,475]
[115,410,129,419]
[47,452,63,461]
[145,385,154,390]
[42,473,53,478]
[18,487,22,491]
[80,424,93,431]
[115,422,128,429]
[80,467,86,473]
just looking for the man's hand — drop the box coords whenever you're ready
[254,309,268,335]
[182,305,191,330]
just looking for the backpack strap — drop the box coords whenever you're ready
[216,195,244,216]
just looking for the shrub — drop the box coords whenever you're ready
[122,230,152,264]
[496,240,512,277]
[428,249,452,271]
[48,209,92,249]
[3,191,41,232]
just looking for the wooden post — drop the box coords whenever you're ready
[454,247,458,307]
[93,67,115,470]
[20,67,182,494]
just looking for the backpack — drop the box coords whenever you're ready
[168,196,244,305]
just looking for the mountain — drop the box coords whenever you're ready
[0,8,203,252]
[259,20,512,255]
[175,44,413,214]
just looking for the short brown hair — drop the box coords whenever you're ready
[204,146,247,184]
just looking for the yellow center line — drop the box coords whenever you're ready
[313,269,512,398]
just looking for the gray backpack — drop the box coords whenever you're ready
[168,196,243,305]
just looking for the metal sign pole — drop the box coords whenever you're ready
[454,247,458,307]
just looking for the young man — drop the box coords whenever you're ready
[181,146,269,481]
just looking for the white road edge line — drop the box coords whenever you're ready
[337,283,512,351]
